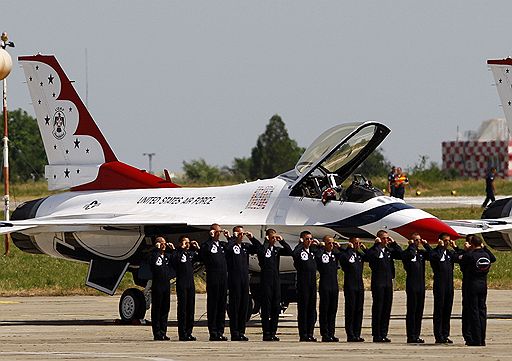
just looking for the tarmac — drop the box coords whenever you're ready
[1,290,511,360]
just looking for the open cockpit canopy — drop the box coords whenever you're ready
[284,121,390,200]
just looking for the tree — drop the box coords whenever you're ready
[230,157,252,182]
[355,147,390,178]
[6,109,47,182]
[182,158,222,183]
[249,114,304,179]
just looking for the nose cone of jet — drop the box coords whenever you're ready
[392,217,459,243]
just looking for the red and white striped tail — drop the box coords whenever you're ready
[19,54,179,191]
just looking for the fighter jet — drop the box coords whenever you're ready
[2,54,459,321]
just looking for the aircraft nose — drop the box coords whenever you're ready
[391,217,460,243]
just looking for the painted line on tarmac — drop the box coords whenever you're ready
[0,301,19,304]
[0,351,177,360]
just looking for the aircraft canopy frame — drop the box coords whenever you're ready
[289,121,391,190]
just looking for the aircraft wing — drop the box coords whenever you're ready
[443,219,512,236]
[0,214,193,234]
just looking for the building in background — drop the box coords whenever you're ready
[442,118,512,178]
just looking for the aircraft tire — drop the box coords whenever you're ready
[119,288,146,322]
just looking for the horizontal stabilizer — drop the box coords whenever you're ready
[0,223,36,234]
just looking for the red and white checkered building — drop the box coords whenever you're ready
[442,140,512,178]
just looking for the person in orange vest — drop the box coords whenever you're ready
[394,167,409,199]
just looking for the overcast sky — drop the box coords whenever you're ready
[3,1,512,175]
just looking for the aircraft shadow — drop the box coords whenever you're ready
[0,316,299,327]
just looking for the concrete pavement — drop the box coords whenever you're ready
[1,290,511,360]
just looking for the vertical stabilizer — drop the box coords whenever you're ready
[19,54,178,191]
[488,58,512,135]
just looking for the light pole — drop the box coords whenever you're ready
[143,152,156,174]
[0,32,14,256]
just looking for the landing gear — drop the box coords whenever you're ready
[119,288,146,322]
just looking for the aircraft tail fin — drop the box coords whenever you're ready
[18,54,179,191]
[488,58,512,132]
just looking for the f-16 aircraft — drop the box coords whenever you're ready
[1,54,463,322]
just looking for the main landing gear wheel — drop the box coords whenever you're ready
[119,288,146,322]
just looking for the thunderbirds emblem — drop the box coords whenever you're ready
[52,107,66,140]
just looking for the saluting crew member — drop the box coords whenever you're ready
[315,235,341,342]
[401,233,432,344]
[257,228,293,341]
[458,236,496,346]
[172,235,200,341]
[225,226,260,341]
[429,233,461,344]
[339,236,366,342]
[365,230,402,343]
[150,236,175,341]
[199,223,229,341]
[293,231,319,342]
[459,235,472,344]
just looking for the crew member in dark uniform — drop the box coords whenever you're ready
[172,235,200,341]
[257,228,293,341]
[401,233,432,343]
[429,233,461,344]
[150,236,174,341]
[199,223,229,341]
[460,235,472,344]
[365,230,402,342]
[225,226,260,341]
[387,166,396,197]
[458,236,496,346]
[316,235,341,342]
[482,167,497,208]
[293,230,319,342]
[339,236,366,342]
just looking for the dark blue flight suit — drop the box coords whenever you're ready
[225,237,260,340]
[388,171,396,197]
[429,245,462,343]
[482,172,496,208]
[459,247,496,346]
[460,254,470,343]
[339,247,366,341]
[365,242,402,342]
[150,249,174,340]
[402,243,432,342]
[293,243,318,341]
[199,237,228,340]
[316,249,340,341]
[257,239,293,340]
[172,248,198,341]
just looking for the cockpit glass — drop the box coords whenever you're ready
[295,122,376,175]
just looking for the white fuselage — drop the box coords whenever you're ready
[18,176,437,273]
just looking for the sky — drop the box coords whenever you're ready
[2,1,512,175]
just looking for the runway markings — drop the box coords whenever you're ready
[0,301,19,304]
